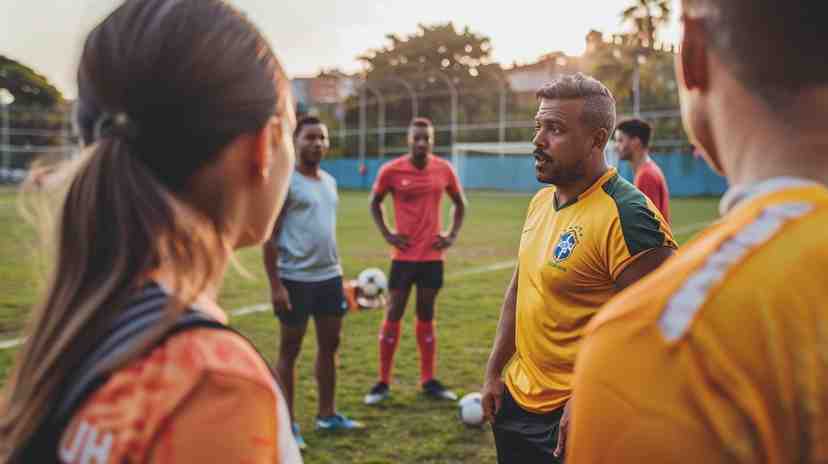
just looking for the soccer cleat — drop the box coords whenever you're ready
[364,381,390,405]
[422,379,458,401]
[292,422,307,451]
[316,413,365,431]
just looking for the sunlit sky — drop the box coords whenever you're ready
[0,0,679,98]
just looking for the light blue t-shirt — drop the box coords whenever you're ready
[275,169,342,282]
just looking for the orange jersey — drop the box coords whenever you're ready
[343,279,386,311]
[569,180,828,463]
[343,280,359,311]
[59,324,301,463]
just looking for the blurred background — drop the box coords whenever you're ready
[0,0,724,195]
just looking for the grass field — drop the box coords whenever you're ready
[0,186,720,463]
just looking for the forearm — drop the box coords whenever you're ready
[486,268,518,379]
[447,200,465,238]
[370,199,392,237]
[263,241,281,286]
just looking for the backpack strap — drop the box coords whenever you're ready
[27,284,275,464]
[49,284,229,436]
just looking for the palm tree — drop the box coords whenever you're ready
[621,0,671,48]
[620,0,671,115]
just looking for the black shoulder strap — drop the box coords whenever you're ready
[53,299,229,423]
[24,283,282,464]
[21,284,275,464]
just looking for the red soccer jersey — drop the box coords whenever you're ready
[373,154,462,262]
[635,159,670,223]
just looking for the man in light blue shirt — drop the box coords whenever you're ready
[264,116,363,451]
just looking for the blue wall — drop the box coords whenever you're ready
[617,153,728,197]
[322,153,727,197]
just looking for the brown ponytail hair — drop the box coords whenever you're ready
[0,0,290,461]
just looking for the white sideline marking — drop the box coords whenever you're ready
[0,338,24,350]
[447,260,516,278]
[0,221,713,351]
[673,220,712,236]
[230,303,271,317]
[0,259,518,351]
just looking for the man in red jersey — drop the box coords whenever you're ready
[615,118,671,222]
[363,117,466,405]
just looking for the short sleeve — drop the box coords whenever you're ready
[147,372,300,463]
[445,162,462,195]
[373,164,392,195]
[605,202,676,280]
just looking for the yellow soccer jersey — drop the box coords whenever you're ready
[505,168,676,414]
[569,180,828,464]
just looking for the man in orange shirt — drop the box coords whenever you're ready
[364,117,466,405]
[615,118,671,222]
[568,1,828,462]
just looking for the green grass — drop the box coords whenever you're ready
[0,188,720,463]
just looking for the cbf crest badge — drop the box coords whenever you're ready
[551,225,584,265]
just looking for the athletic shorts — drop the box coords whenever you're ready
[388,260,444,290]
[492,388,564,464]
[276,276,347,327]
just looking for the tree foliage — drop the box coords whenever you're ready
[584,0,687,149]
[0,55,63,107]
[341,23,508,156]
[620,0,672,48]
[359,22,504,94]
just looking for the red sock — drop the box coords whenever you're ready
[416,319,436,385]
[378,319,401,384]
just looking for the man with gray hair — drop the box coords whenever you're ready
[482,73,676,463]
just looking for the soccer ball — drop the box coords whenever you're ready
[358,268,387,298]
[458,392,484,427]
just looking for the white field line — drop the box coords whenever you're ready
[673,220,712,236]
[0,220,712,351]
[446,260,516,278]
[0,258,519,351]
[0,338,24,350]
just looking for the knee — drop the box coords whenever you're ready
[387,304,405,322]
[279,338,303,363]
[318,334,342,356]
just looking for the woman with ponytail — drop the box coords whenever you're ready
[0,0,301,462]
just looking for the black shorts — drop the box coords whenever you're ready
[276,276,347,327]
[492,388,565,464]
[388,260,444,291]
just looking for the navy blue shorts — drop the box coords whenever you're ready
[276,276,347,327]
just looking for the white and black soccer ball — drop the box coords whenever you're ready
[357,268,388,298]
[458,392,484,427]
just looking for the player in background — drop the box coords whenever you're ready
[364,117,466,405]
[615,118,671,222]
[265,116,363,451]
[568,1,828,462]
[482,74,676,464]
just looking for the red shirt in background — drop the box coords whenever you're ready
[635,159,671,223]
[373,154,462,262]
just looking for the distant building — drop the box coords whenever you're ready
[291,71,358,116]
[504,51,581,106]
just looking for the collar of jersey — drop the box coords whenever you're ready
[406,153,433,169]
[719,176,822,216]
[554,167,617,211]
